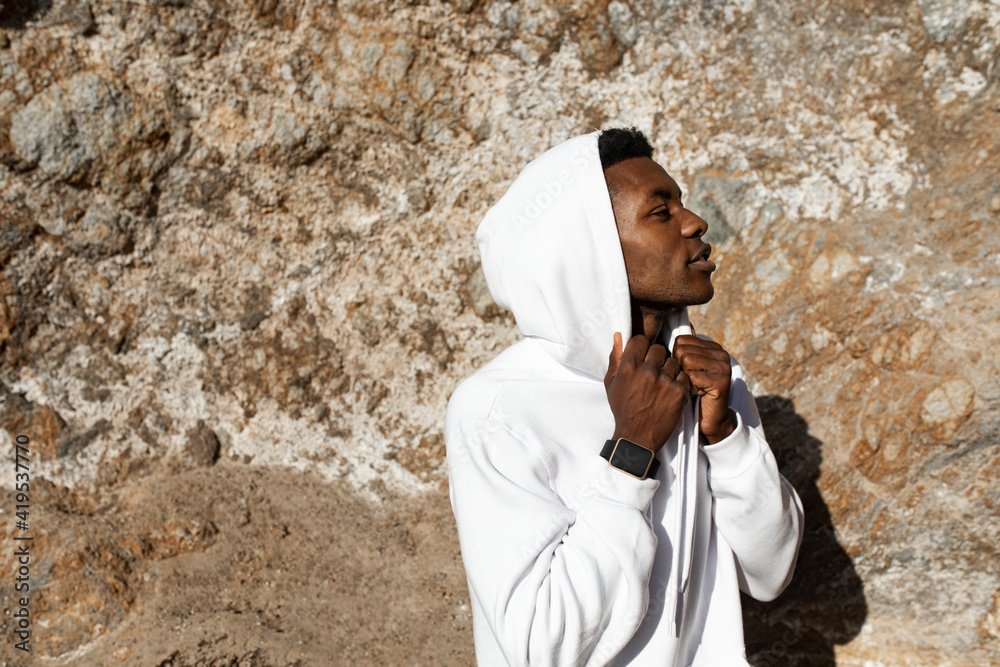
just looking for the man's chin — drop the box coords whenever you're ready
[683,284,715,307]
[634,285,714,312]
[694,285,715,305]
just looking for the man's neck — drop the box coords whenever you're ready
[631,301,679,343]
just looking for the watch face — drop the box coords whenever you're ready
[610,439,653,478]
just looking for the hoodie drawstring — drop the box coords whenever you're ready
[676,395,701,629]
[667,317,700,638]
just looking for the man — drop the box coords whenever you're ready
[445,127,803,666]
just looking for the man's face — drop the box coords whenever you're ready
[604,157,715,310]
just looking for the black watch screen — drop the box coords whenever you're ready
[607,438,655,479]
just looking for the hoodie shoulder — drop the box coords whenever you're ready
[445,337,600,444]
[445,339,537,435]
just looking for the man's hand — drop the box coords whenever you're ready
[672,333,736,445]
[604,332,692,454]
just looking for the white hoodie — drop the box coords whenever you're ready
[445,131,804,667]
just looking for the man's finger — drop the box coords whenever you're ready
[674,339,730,363]
[604,331,624,391]
[684,368,730,393]
[620,333,651,367]
[645,343,668,367]
[675,369,693,394]
[674,334,725,351]
[674,351,728,373]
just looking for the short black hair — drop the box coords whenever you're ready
[598,127,653,170]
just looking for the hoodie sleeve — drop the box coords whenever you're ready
[699,357,804,602]
[447,416,660,667]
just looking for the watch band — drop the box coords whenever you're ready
[600,438,660,480]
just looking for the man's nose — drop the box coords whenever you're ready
[681,209,709,238]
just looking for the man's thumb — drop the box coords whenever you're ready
[605,331,623,391]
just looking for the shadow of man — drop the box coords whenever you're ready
[741,395,867,667]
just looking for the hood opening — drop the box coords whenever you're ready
[476,131,692,379]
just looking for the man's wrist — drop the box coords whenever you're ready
[701,411,737,445]
[610,431,654,451]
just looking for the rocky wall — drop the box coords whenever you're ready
[0,0,998,663]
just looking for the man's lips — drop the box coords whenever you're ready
[688,243,715,271]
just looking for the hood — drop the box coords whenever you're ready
[476,130,692,379]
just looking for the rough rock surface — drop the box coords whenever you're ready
[0,0,998,664]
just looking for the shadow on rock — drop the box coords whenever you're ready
[0,0,53,29]
[742,395,867,667]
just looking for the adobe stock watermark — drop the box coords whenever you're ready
[589,623,643,665]
[447,404,639,562]
[562,248,690,353]
[752,624,806,666]
[11,433,33,653]
[512,455,653,565]
[446,403,519,476]
[564,286,629,353]
[640,575,673,630]
[510,143,599,234]
[734,439,807,521]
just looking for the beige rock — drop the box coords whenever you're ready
[920,378,975,426]
[869,320,937,370]
[1,0,999,663]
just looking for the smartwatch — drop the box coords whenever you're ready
[600,438,660,480]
